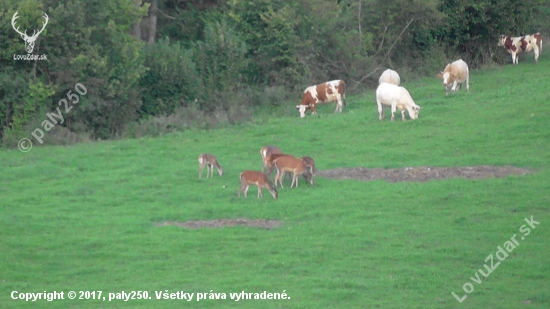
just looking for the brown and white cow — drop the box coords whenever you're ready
[437,59,470,96]
[296,80,346,118]
[497,33,542,64]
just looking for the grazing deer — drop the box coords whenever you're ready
[273,156,311,189]
[238,170,278,200]
[265,153,294,184]
[198,154,223,179]
[300,156,316,185]
[260,145,282,173]
[265,153,291,176]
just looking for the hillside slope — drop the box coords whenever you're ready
[1,55,549,308]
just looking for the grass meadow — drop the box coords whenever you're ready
[1,53,550,308]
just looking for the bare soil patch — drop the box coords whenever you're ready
[156,218,283,229]
[316,165,532,183]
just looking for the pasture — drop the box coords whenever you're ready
[1,55,550,308]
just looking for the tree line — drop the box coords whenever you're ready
[0,0,548,147]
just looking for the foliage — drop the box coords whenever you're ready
[0,0,548,146]
[139,37,200,116]
[437,0,545,66]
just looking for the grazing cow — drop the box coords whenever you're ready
[376,83,422,121]
[378,69,401,86]
[498,33,542,64]
[437,59,470,95]
[198,153,223,178]
[296,80,346,118]
[260,145,282,173]
[238,170,278,200]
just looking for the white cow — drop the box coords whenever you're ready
[378,69,401,86]
[376,82,421,121]
[437,59,470,95]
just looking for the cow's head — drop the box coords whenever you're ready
[497,35,507,47]
[409,105,422,120]
[295,103,312,118]
[438,71,452,88]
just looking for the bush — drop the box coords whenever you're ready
[139,37,201,117]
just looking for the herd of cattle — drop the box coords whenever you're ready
[198,32,543,199]
[295,32,542,121]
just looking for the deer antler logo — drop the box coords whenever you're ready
[11,11,49,54]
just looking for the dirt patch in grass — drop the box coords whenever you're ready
[316,165,532,183]
[156,218,283,229]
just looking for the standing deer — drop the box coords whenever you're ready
[300,156,316,185]
[11,11,49,54]
[265,153,294,185]
[198,154,223,179]
[238,170,278,200]
[260,145,282,173]
[273,156,311,189]
[265,153,291,177]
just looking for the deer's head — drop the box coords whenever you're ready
[12,11,49,54]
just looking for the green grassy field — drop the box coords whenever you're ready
[1,54,550,308]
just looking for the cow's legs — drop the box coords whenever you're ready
[401,110,406,121]
[466,74,470,92]
[390,103,396,121]
[377,100,384,120]
[338,96,344,112]
[310,104,317,116]
[451,81,458,93]
[333,97,342,113]
[512,51,518,64]
[534,46,540,63]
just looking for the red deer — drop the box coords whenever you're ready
[296,80,346,118]
[378,69,401,86]
[300,156,316,185]
[376,83,422,121]
[265,153,292,177]
[198,154,223,179]
[437,59,470,95]
[238,170,278,200]
[260,145,282,173]
[273,156,312,189]
[498,33,542,64]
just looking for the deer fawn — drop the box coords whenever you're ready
[238,170,278,200]
[260,146,282,173]
[198,154,223,179]
[273,155,311,189]
[300,156,316,185]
